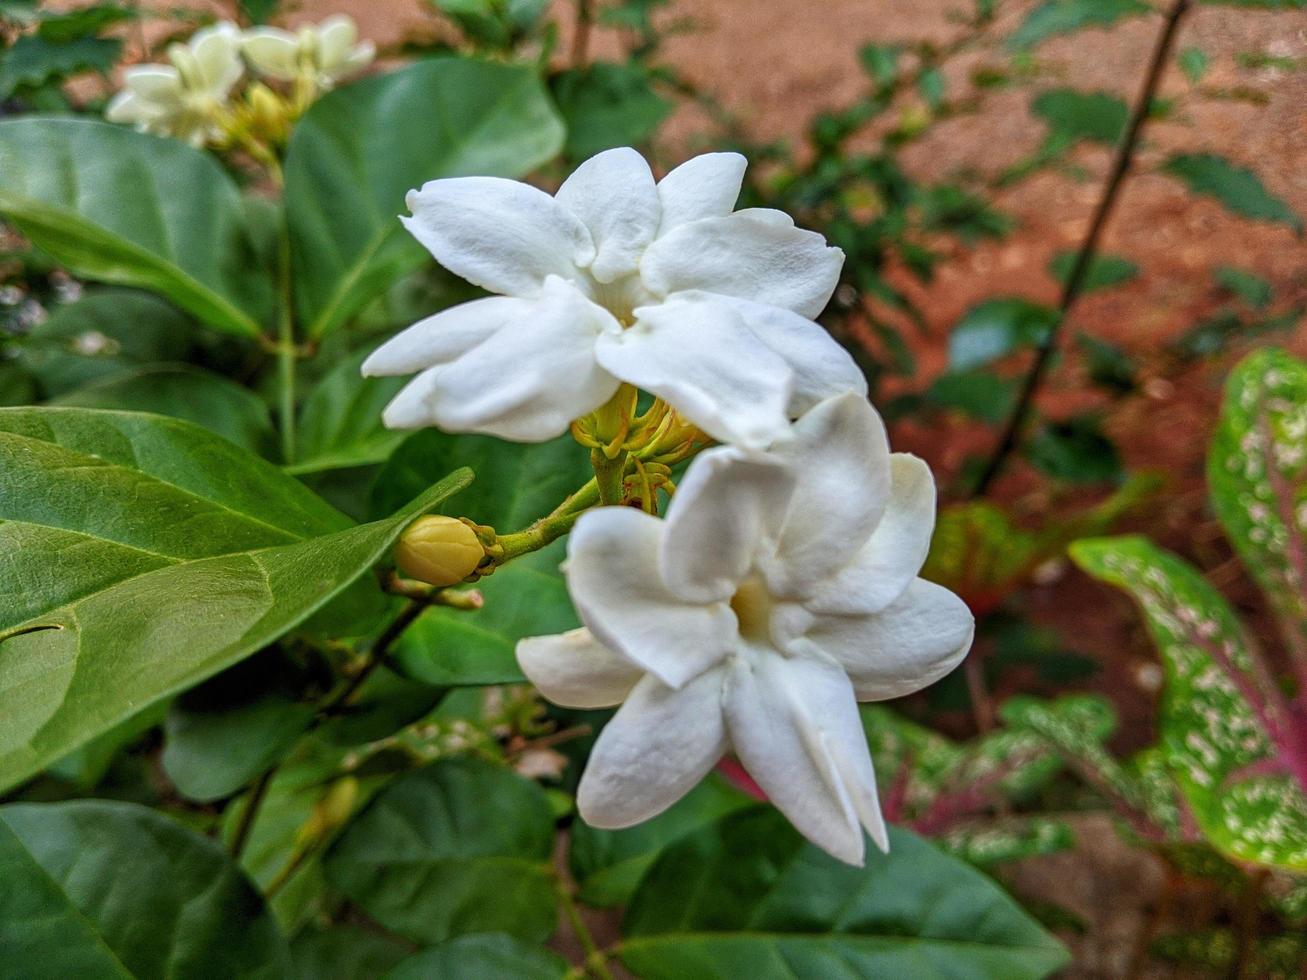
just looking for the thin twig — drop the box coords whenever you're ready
[971,0,1193,497]
[571,0,594,68]
[229,767,274,859]
[319,600,427,718]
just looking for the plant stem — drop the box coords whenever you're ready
[557,883,615,980]
[276,219,298,465]
[229,766,273,859]
[320,599,427,717]
[571,0,593,68]
[971,0,1192,497]
[591,449,627,506]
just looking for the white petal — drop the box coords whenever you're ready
[517,628,643,709]
[595,294,793,449]
[567,507,736,689]
[659,448,793,604]
[804,454,937,616]
[556,148,659,284]
[361,296,520,377]
[578,670,728,828]
[122,65,183,107]
[106,90,146,124]
[799,578,974,701]
[655,152,747,232]
[402,177,595,298]
[382,278,620,441]
[315,14,358,68]
[765,392,891,596]
[189,21,243,93]
[724,653,886,864]
[242,28,299,81]
[641,210,843,318]
[706,293,867,413]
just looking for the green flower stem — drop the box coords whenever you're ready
[494,507,588,564]
[557,881,615,980]
[591,448,628,506]
[275,217,298,465]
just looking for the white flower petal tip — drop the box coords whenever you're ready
[516,629,642,709]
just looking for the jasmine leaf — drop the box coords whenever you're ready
[1008,0,1149,50]
[387,935,568,980]
[1163,153,1303,233]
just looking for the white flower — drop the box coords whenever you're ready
[242,15,375,91]
[106,22,244,146]
[362,147,865,448]
[517,393,974,864]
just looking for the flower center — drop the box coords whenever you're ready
[729,576,774,643]
[586,271,652,328]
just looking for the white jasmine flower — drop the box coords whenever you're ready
[242,15,375,91]
[106,22,244,146]
[517,393,974,864]
[362,148,864,448]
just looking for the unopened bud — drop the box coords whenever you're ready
[394,515,484,586]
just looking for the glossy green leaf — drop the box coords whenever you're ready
[0,119,270,336]
[1048,251,1138,293]
[291,926,410,980]
[376,431,590,686]
[621,809,1069,979]
[288,347,406,474]
[16,289,193,397]
[1031,88,1127,145]
[922,371,1016,423]
[948,298,1058,371]
[1163,153,1303,233]
[1025,414,1123,484]
[0,34,119,98]
[552,61,672,160]
[323,757,557,944]
[570,774,754,907]
[0,406,471,791]
[1209,348,1307,655]
[386,934,568,980]
[51,365,277,458]
[1008,0,1149,50]
[1070,536,1307,870]
[0,800,291,978]
[285,57,564,339]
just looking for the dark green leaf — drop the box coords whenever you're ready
[0,800,291,978]
[0,360,38,406]
[918,66,946,109]
[1213,265,1272,309]
[323,757,557,944]
[1077,333,1137,394]
[551,61,672,161]
[0,34,120,98]
[1163,153,1303,233]
[1031,88,1127,145]
[387,934,568,980]
[858,43,900,88]
[570,774,754,907]
[1048,251,1138,293]
[1009,0,1150,50]
[291,926,411,980]
[16,289,193,397]
[0,406,470,791]
[289,347,406,474]
[36,5,132,43]
[923,370,1017,423]
[1178,46,1209,83]
[1025,414,1123,484]
[948,297,1059,371]
[285,57,564,339]
[51,365,277,458]
[621,809,1069,979]
[0,119,271,336]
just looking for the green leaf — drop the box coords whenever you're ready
[387,934,568,980]
[1213,264,1272,309]
[1031,88,1127,145]
[1008,0,1150,50]
[1048,251,1138,293]
[1178,46,1209,83]
[285,57,564,339]
[375,430,590,686]
[621,809,1069,979]
[0,800,291,978]
[51,365,277,458]
[858,43,901,88]
[918,66,946,109]
[0,34,120,98]
[36,4,132,43]
[1077,333,1137,394]
[323,757,557,944]
[0,118,271,336]
[923,371,1017,423]
[570,774,754,907]
[1208,348,1307,668]
[16,289,193,397]
[552,61,672,160]
[936,818,1075,866]
[162,653,316,802]
[1025,414,1123,484]
[291,926,410,980]
[1163,153,1303,233]
[948,298,1059,371]
[289,347,406,474]
[1070,536,1307,870]
[0,406,471,791]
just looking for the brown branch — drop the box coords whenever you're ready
[971,0,1193,497]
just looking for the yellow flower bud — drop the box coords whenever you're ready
[394,515,484,586]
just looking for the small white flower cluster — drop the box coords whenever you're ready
[367,148,975,865]
[106,16,373,147]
